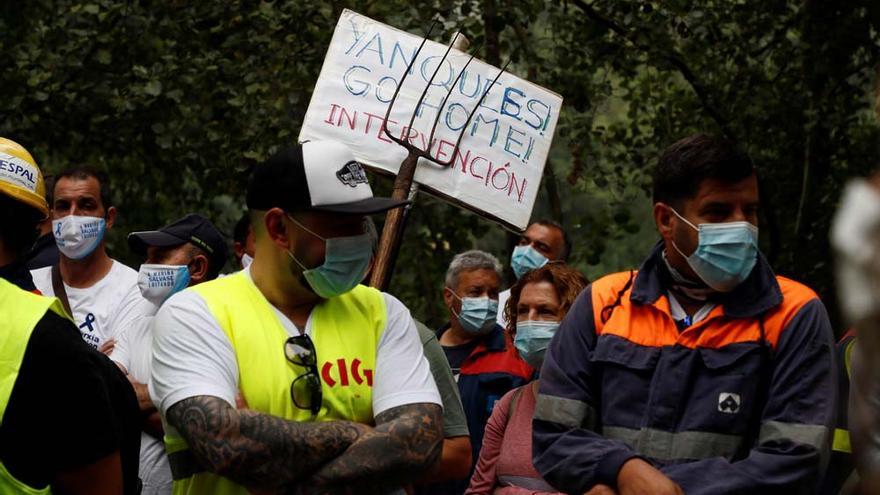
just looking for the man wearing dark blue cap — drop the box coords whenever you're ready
[109,213,227,495]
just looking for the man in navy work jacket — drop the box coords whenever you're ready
[532,134,836,495]
[438,249,533,494]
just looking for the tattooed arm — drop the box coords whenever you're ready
[165,395,370,491]
[302,402,443,493]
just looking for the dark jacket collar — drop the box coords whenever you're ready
[631,241,782,319]
[437,322,507,352]
[0,259,37,292]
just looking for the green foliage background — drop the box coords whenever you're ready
[2,1,878,330]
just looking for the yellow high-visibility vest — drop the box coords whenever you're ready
[0,278,69,494]
[165,272,386,495]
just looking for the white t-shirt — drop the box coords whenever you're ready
[110,290,160,378]
[31,260,139,350]
[108,291,170,495]
[150,269,441,420]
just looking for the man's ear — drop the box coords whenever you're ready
[654,202,674,241]
[189,253,210,284]
[443,287,455,311]
[105,206,117,229]
[264,208,291,250]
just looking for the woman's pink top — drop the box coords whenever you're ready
[466,381,562,495]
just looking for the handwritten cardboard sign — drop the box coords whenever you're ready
[299,9,563,230]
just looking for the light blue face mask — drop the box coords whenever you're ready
[511,245,549,279]
[671,208,759,293]
[287,215,373,299]
[450,291,498,335]
[514,320,559,368]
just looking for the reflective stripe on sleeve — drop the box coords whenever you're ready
[533,393,596,429]
[602,426,744,461]
[759,420,829,450]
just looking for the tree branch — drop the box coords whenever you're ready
[571,0,735,141]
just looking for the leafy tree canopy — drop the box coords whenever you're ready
[2,0,878,330]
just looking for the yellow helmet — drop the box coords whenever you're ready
[0,138,49,217]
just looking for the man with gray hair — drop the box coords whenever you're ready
[438,249,533,493]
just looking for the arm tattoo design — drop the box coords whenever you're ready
[165,395,367,490]
[302,402,444,494]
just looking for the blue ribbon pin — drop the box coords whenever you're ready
[79,313,96,332]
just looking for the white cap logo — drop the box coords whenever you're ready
[336,161,368,188]
[302,141,373,207]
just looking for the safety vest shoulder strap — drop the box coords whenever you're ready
[0,278,67,416]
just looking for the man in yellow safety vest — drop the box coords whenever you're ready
[150,140,443,494]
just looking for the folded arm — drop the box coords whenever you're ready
[303,402,443,493]
[166,395,369,491]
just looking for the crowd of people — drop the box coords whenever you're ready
[0,132,874,495]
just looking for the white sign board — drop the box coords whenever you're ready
[299,9,563,231]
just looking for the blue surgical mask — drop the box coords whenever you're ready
[511,245,549,279]
[514,320,559,368]
[287,215,372,298]
[450,291,498,335]
[671,208,758,293]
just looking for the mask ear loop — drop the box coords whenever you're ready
[669,207,700,261]
[446,288,464,320]
[286,214,326,242]
[284,214,321,273]
[669,207,700,232]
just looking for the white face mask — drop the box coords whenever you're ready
[137,264,191,306]
[241,253,254,269]
[52,215,106,260]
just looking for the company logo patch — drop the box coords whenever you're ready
[0,152,37,191]
[335,161,368,188]
[718,392,741,414]
[321,358,373,387]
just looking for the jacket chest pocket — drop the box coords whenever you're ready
[683,343,768,436]
[591,336,660,428]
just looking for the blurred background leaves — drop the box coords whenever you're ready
[1,0,878,330]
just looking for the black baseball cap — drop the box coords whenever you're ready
[128,213,228,271]
[246,140,408,214]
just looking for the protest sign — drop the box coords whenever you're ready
[299,9,563,231]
